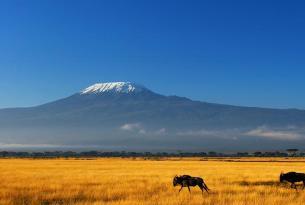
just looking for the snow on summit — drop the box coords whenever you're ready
[80,82,147,94]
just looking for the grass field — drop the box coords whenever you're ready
[1,158,305,205]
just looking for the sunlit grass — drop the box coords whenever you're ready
[0,158,305,205]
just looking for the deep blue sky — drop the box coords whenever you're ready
[0,0,304,109]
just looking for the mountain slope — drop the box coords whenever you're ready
[0,82,305,151]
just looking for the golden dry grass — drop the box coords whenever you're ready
[0,158,305,205]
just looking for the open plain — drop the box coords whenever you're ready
[1,158,305,205]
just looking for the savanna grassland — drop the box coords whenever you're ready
[1,158,305,205]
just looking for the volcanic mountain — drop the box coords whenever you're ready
[1,82,305,151]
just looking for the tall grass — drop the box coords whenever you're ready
[0,158,304,205]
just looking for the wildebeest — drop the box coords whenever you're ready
[280,172,305,189]
[173,175,209,194]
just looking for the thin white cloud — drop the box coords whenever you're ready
[120,123,142,131]
[155,128,166,135]
[0,143,126,149]
[245,127,303,140]
[177,127,305,141]
[0,143,62,148]
[120,123,147,134]
[177,129,239,140]
[177,130,217,136]
[120,123,167,135]
[139,129,146,134]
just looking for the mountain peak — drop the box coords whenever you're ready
[80,82,147,95]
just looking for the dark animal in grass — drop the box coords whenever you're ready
[173,175,209,194]
[280,172,305,189]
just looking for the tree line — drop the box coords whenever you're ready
[0,150,303,158]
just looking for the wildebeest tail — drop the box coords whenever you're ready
[203,181,210,190]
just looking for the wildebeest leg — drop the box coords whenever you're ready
[198,186,204,195]
[178,186,183,193]
[303,181,305,190]
[199,184,209,193]
[203,183,209,193]
[291,183,297,189]
[187,186,191,193]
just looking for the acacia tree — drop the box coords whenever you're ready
[286,149,299,157]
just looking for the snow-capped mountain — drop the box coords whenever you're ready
[0,82,305,151]
[80,82,147,95]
